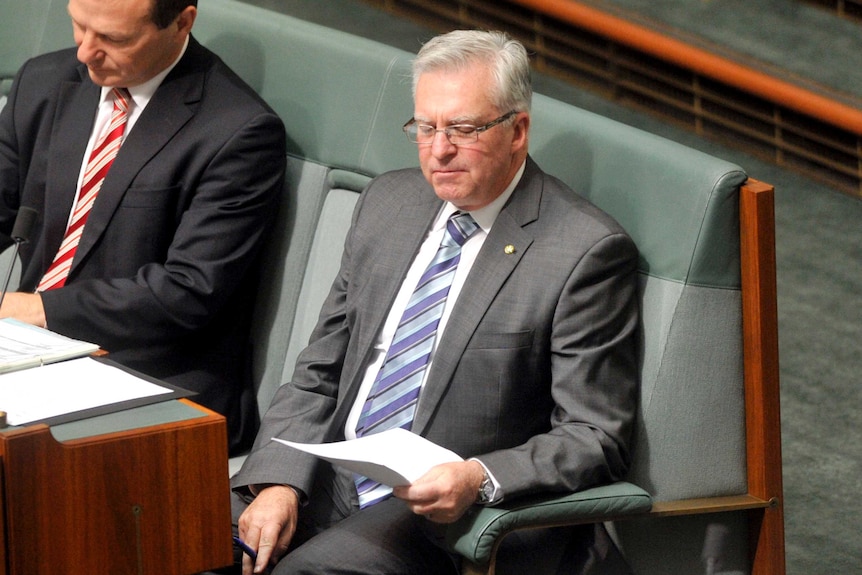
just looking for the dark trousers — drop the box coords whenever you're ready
[210,465,633,575]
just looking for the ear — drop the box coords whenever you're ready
[510,112,530,154]
[176,5,197,36]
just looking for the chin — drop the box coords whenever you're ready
[87,72,114,87]
[431,178,467,198]
[433,187,465,203]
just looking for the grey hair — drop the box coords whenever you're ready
[412,30,532,113]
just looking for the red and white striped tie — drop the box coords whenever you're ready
[37,87,131,292]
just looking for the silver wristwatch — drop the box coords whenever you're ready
[477,470,494,504]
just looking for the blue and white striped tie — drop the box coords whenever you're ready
[354,211,480,508]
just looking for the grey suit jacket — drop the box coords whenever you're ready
[234,157,638,500]
[0,37,286,454]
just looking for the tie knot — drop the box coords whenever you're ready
[446,211,480,247]
[111,87,132,113]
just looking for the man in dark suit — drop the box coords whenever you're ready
[229,30,638,574]
[0,0,286,455]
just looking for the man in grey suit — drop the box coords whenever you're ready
[0,0,286,455]
[229,30,638,574]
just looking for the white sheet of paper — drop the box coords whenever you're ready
[272,428,463,487]
[0,357,173,426]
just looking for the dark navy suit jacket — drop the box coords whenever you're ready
[0,36,286,454]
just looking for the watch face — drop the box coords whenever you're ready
[479,476,493,503]
[483,485,493,501]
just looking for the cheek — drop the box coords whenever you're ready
[119,38,165,77]
[418,150,434,182]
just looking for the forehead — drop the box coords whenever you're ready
[414,63,497,121]
[68,0,153,31]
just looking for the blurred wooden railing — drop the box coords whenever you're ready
[363,0,862,198]
[803,0,862,21]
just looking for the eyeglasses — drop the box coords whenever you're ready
[402,111,517,145]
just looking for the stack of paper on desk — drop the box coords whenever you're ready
[273,428,463,487]
[0,319,190,427]
[0,318,100,374]
[0,357,178,427]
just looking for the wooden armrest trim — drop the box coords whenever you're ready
[649,494,776,517]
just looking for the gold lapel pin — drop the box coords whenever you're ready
[504,244,516,255]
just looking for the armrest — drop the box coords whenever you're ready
[444,481,652,566]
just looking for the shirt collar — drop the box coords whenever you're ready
[437,159,527,233]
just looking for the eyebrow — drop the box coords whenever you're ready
[413,115,481,126]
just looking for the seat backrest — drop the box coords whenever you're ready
[531,95,749,501]
[5,0,760,571]
[0,0,74,102]
[529,98,753,572]
[193,0,416,419]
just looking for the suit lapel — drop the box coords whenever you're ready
[70,40,206,276]
[355,197,441,354]
[42,76,100,271]
[332,184,443,427]
[413,158,542,434]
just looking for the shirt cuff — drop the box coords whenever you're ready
[468,457,504,505]
[249,483,307,506]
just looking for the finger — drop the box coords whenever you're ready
[395,480,439,504]
[241,549,255,575]
[238,525,261,575]
[424,510,454,524]
[425,508,464,524]
[254,531,278,573]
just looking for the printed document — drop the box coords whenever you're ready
[0,318,100,374]
[273,428,463,486]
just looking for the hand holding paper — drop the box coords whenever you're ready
[272,428,463,487]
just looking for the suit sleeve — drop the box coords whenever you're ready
[39,110,286,350]
[478,230,640,499]
[0,61,26,248]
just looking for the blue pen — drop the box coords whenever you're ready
[233,535,258,562]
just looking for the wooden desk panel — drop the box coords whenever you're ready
[0,399,232,574]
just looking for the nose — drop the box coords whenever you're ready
[76,32,103,66]
[430,129,456,158]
